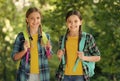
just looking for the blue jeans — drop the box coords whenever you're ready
[63,75,84,81]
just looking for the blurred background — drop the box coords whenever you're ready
[0,0,120,81]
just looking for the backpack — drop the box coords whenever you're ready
[56,32,95,81]
[16,31,51,69]
[72,32,95,77]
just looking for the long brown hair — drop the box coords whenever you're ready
[26,7,42,43]
[65,10,82,51]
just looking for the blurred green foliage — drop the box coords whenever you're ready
[0,0,120,81]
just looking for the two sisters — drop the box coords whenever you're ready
[11,7,100,81]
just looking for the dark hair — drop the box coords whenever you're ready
[65,10,82,51]
[65,10,82,21]
[25,7,42,42]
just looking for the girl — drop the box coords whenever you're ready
[56,10,101,81]
[11,7,52,81]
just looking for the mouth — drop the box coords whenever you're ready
[33,23,39,26]
[70,26,77,28]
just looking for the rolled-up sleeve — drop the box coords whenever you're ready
[86,34,100,56]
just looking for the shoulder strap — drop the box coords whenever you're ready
[42,31,49,45]
[23,31,30,47]
[16,32,26,69]
[61,32,86,66]
[23,31,49,46]
[16,31,29,69]
[73,32,86,72]
[79,32,86,51]
[61,35,66,64]
[17,31,49,69]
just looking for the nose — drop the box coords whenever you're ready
[34,19,37,23]
[71,22,74,25]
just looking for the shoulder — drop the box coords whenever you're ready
[82,32,92,36]
[19,32,23,36]
[15,32,25,43]
[44,32,50,40]
[82,32,94,39]
[82,32,96,44]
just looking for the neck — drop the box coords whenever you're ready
[30,27,38,35]
[69,32,79,37]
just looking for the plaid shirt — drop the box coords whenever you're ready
[56,32,100,81]
[11,32,50,81]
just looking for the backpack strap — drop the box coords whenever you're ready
[42,31,49,45]
[61,32,86,67]
[23,31,49,46]
[16,31,50,69]
[23,31,30,47]
[73,32,86,72]
[61,32,95,77]
[61,36,66,65]
[23,31,30,64]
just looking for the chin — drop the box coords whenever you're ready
[32,26,39,28]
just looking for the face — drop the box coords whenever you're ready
[26,12,41,29]
[66,15,82,32]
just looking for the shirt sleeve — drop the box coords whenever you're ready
[86,33,100,56]
[11,32,24,60]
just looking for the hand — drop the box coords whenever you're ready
[23,40,29,52]
[57,49,65,61]
[46,40,52,50]
[77,51,85,60]
[45,41,52,60]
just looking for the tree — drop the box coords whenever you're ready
[0,0,120,81]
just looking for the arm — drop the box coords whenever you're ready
[11,32,29,61]
[78,51,100,62]
[57,35,65,61]
[14,40,29,61]
[78,34,101,62]
[84,55,100,62]
[13,49,27,61]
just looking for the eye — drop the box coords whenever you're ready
[37,17,40,19]
[74,20,78,23]
[30,17,34,20]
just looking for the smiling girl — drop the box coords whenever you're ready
[56,10,101,81]
[11,7,52,81]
